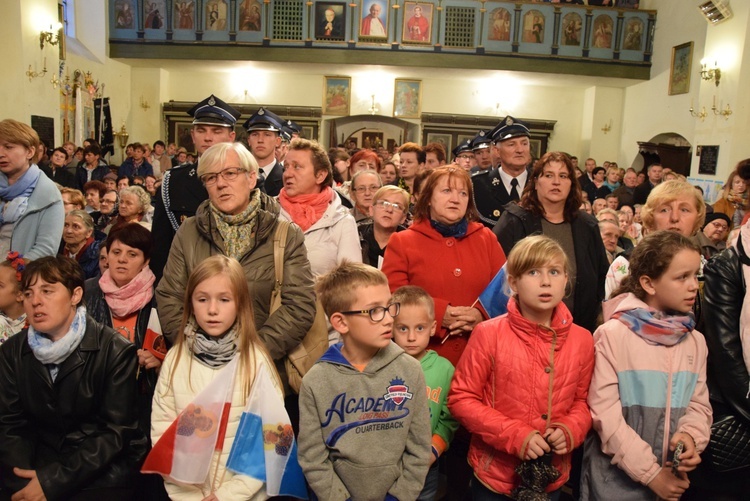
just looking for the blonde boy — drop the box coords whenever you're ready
[298,262,431,501]
[392,286,459,501]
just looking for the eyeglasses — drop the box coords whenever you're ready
[456,154,473,160]
[200,167,245,186]
[709,222,729,231]
[341,302,400,322]
[100,199,116,205]
[353,184,381,194]
[374,200,406,212]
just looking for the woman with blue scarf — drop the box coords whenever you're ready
[0,119,64,259]
[0,255,146,500]
[382,166,506,367]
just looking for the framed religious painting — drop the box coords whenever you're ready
[323,76,351,116]
[393,79,422,118]
[401,2,433,45]
[359,0,388,39]
[669,42,693,95]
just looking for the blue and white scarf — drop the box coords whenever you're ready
[0,164,41,225]
[27,306,87,381]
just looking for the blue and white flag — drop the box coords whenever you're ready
[477,264,510,319]
[226,363,308,499]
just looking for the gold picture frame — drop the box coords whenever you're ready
[323,76,351,116]
[669,41,693,96]
[393,79,422,119]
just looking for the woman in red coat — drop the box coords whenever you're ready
[382,166,505,367]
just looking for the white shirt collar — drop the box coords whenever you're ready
[497,168,528,195]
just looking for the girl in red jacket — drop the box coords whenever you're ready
[449,235,595,499]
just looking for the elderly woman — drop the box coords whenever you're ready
[59,210,103,279]
[350,169,383,223]
[697,212,731,259]
[358,185,409,268]
[384,166,505,366]
[605,179,706,298]
[494,151,608,334]
[279,138,361,278]
[108,185,153,232]
[0,256,145,500]
[155,141,316,394]
[0,120,63,259]
[97,189,119,231]
[713,161,750,227]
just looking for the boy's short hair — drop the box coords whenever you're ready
[316,261,388,318]
[391,286,435,320]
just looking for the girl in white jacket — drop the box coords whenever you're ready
[151,255,281,500]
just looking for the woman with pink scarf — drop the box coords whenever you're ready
[83,222,166,497]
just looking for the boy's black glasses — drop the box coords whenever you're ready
[340,303,400,322]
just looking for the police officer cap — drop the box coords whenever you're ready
[279,126,293,143]
[470,130,492,151]
[243,107,284,133]
[490,116,531,143]
[187,94,241,127]
[452,138,473,158]
[285,119,302,135]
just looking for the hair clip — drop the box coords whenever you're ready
[6,252,25,282]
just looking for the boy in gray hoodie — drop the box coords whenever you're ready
[298,262,432,501]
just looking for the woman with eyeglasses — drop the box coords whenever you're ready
[358,185,409,269]
[382,166,505,366]
[156,141,316,397]
[350,169,383,223]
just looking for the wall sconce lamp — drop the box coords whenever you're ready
[601,120,612,134]
[368,95,379,115]
[711,95,732,120]
[689,99,708,121]
[40,23,63,50]
[700,62,721,86]
[26,58,48,81]
[140,96,151,111]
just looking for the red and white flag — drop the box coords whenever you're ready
[142,356,238,484]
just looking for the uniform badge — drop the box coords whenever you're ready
[384,378,413,405]
[208,96,216,106]
[493,210,500,217]
[259,109,265,115]
[479,131,485,137]
[189,168,196,177]
[506,116,513,125]
[492,177,500,186]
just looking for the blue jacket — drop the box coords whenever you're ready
[10,173,64,260]
[118,159,153,179]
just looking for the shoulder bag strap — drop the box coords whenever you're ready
[272,220,291,291]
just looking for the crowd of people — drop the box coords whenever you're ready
[0,93,748,501]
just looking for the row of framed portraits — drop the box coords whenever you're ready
[114,0,435,43]
[324,77,422,118]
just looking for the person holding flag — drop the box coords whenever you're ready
[146,255,302,500]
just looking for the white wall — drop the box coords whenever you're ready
[621,0,750,180]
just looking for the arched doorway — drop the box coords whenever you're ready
[635,132,692,175]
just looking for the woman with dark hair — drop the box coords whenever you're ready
[493,151,608,333]
[84,223,162,442]
[0,256,145,500]
[383,166,505,365]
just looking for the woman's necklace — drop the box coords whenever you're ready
[115,325,134,343]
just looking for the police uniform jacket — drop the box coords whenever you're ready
[472,167,530,228]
